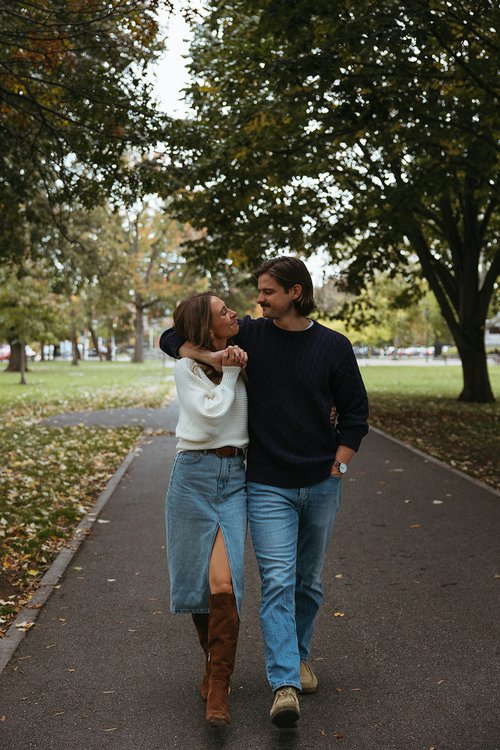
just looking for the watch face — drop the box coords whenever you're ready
[339,462,347,474]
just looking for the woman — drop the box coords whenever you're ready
[165,292,248,727]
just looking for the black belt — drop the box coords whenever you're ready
[205,446,245,458]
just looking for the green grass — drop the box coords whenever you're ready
[360,364,500,490]
[0,359,174,419]
[360,362,500,398]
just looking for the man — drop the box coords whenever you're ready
[160,257,369,728]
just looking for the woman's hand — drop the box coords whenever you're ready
[222,345,248,369]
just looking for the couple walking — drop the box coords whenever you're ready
[160,256,369,728]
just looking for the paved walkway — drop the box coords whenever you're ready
[1,403,499,750]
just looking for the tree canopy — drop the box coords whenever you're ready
[163,0,499,401]
[0,0,172,260]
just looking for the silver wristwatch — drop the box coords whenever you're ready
[333,461,348,474]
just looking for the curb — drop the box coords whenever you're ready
[370,425,500,498]
[0,436,146,675]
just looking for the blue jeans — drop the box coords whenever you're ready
[247,476,342,692]
[166,451,247,617]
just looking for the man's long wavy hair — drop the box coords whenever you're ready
[254,256,316,316]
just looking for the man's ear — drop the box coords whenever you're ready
[291,284,302,300]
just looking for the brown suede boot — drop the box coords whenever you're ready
[205,592,240,727]
[191,613,210,700]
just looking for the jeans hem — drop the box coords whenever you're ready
[170,607,210,614]
[271,681,301,693]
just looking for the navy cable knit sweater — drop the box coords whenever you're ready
[160,316,369,488]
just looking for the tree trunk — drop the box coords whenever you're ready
[40,342,46,362]
[19,340,26,385]
[133,291,144,363]
[433,339,443,358]
[455,327,495,403]
[71,326,80,367]
[88,324,103,361]
[105,337,113,361]
[406,217,496,404]
[5,341,26,372]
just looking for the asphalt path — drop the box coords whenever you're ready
[1,403,499,750]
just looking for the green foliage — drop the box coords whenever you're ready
[163,0,499,401]
[0,0,173,261]
[0,260,62,344]
[317,273,452,348]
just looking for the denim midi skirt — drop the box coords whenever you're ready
[165,450,247,617]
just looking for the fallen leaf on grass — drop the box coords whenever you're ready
[334,733,344,740]
[410,523,421,528]
[333,612,345,617]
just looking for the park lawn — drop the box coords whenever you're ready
[361,364,500,490]
[0,359,174,635]
[0,359,174,421]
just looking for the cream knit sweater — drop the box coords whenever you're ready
[174,358,248,451]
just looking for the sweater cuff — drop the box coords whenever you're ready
[337,427,368,452]
[221,366,241,383]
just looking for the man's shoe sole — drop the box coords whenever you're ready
[271,708,300,728]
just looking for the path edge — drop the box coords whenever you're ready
[0,435,147,675]
[371,425,500,498]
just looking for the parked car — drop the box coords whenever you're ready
[0,344,36,361]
